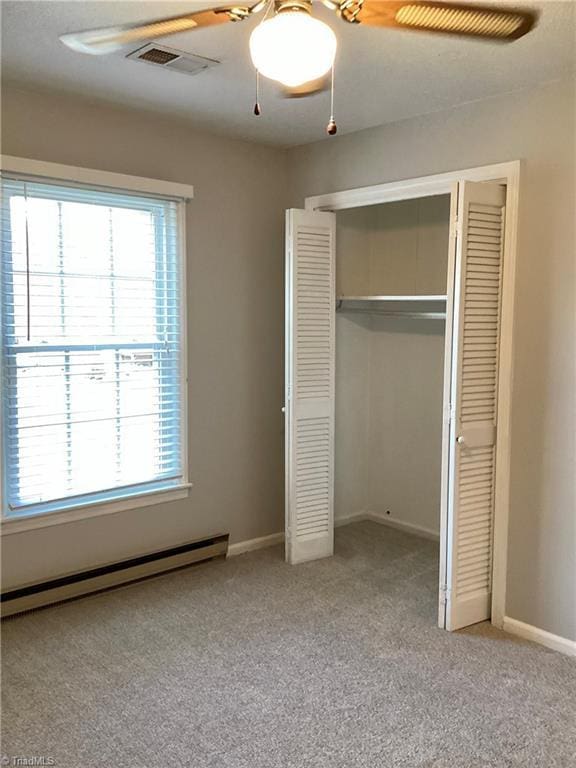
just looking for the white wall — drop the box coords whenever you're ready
[335,197,449,536]
[290,78,576,642]
[1,85,289,589]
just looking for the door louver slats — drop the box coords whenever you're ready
[445,181,506,631]
[295,415,331,538]
[285,209,336,565]
[460,204,502,429]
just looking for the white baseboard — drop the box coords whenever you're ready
[228,511,440,558]
[334,511,367,527]
[364,510,440,542]
[503,617,576,657]
[334,510,440,541]
[227,532,284,557]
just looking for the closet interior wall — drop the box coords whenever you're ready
[335,196,451,538]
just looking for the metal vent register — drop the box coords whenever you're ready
[127,43,219,76]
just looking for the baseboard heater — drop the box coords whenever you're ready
[1,533,229,618]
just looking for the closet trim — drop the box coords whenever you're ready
[305,160,521,631]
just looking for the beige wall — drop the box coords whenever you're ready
[290,78,576,642]
[1,85,289,589]
[337,197,450,296]
[367,317,445,535]
[335,313,446,537]
[334,313,371,522]
[335,198,450,535]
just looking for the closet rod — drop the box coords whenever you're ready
[335,300,445,320]
[337,309,446,320]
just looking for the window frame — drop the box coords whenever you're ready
[0,156,193,535]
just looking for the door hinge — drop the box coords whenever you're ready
[440,584,450,605]
[451,216,462,240]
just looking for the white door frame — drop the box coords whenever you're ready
[304,160,521,630]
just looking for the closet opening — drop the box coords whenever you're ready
[286,163,518,632]
[334,196,450,619]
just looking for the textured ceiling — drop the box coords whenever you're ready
[1,1,574,147]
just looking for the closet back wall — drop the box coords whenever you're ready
[335,198,449,536]
[1,85,290,589]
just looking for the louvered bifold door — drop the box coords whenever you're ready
[285,209,336,565]
[445,181,506,631]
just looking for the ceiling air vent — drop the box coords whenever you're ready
[127,43,219,76]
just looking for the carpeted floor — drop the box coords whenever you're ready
[2,521,575,768]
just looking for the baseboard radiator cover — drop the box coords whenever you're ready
[1,533,229,618]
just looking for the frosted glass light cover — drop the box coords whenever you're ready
[249,12,337,88]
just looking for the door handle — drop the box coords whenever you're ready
[282,406,286,413]
[456,435,465,445]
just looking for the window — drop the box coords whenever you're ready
[1,174,186,521]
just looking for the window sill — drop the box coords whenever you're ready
[0,484,192,536]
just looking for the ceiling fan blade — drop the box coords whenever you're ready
[282,77,329,98]
[60,4,263,55]
[339,1,537,41]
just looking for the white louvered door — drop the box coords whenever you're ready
[444,181,506,631]
[285,209,336,565]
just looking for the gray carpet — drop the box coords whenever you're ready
[2,521,575,768]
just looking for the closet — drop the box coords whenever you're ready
[334,197,449,541]
[285,180,507,632]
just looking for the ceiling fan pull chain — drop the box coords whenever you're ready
[254,69,262,116]
[253,0,274,117]
[326,64,337,135]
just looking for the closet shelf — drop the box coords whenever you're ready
[336,295,447,320]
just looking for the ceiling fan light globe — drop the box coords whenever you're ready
[249,11,336,88]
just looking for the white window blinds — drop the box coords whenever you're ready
[1,176,185,518]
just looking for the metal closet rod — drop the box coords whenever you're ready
[335,300,446,320]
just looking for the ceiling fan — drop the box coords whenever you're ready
[60,1,538,133]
